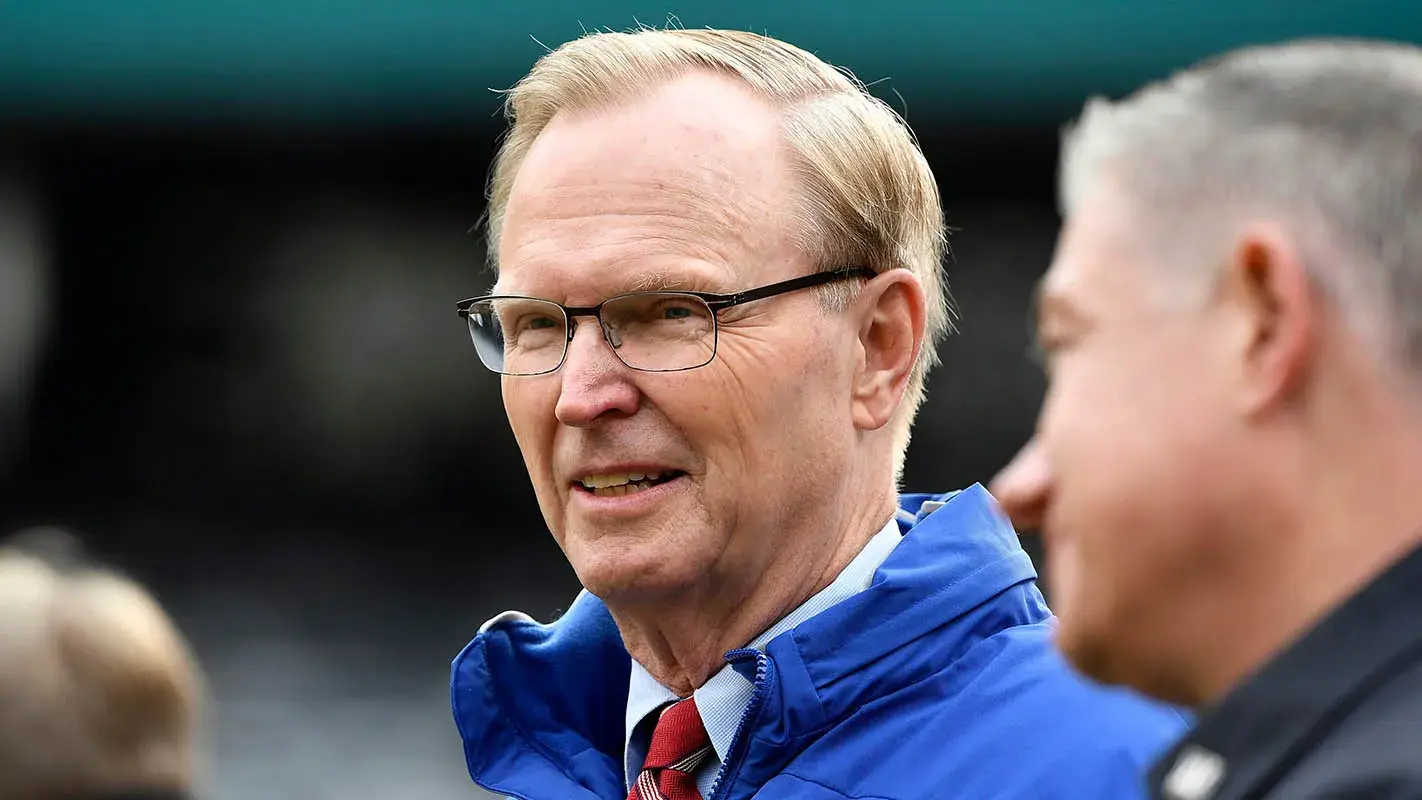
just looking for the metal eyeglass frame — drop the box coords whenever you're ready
[455,266,877,375]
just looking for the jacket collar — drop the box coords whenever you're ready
[1149,540,1422,800]
[451,484,1044,798]
[719,485,1046,793]
[451,590,630,799]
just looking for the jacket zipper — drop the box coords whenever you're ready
[480,648,772,800]
[708,647,773,800]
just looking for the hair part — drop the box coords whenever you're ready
[485,27,952,480]
[1060,38,1422,369]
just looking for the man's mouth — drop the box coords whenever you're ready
[576,471,685,497]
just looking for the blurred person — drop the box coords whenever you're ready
[449,27,1185,800]
[0,527,202,800]
[991,39,1422,800]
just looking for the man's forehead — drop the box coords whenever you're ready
[496,75,800,296]
[1035,239,1149,334]
[1045,195,1157,296]
[509,72,791,210]
[494,179,754,297]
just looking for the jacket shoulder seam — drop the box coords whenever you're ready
[778,771,900,800]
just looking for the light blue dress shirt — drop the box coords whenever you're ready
[624,513,909,797]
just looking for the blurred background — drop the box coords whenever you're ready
[0,2,1418,797]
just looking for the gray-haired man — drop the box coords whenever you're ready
[994,38,1422,800]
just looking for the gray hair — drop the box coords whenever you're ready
[1060,39,1422,368]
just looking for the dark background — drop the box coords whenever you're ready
[0,4,1417,798]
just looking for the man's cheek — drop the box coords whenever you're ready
[1048,536,1081,612]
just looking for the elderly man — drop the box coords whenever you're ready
[992,39,1422,800]
[450,28,1185,800]
[0,529,203,800]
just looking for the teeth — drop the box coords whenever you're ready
[590,482,646,497]
[581,473,630,489]
[579,471,672,494]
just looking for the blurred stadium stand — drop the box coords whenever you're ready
[0,2,1417,798]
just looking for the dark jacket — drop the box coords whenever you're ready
[1150,542,1422,800]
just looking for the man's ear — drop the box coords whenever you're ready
[851,269,927,431]
[1218,225,1319,417]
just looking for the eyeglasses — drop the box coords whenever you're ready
[456,267,876,376]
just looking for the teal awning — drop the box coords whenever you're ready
[1,1,1418,123]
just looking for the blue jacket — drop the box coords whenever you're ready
[451,485,1189,799]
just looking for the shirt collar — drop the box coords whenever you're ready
[1150,540,1422,800]
[625,516,904,773]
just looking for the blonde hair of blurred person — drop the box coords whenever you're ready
[484,27,953,481]
[0,530,202,800]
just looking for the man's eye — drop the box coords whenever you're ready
[1028,337,1062,371]
[522,316,559,331]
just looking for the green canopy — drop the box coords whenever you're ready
[1,1,1417,123]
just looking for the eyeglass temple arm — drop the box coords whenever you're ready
[702,267,877,311]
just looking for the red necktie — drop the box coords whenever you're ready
[628,697,713,800]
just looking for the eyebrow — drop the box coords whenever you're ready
[1032,274,1095,339]
[1029,278,1064,333]
[492,263,727,300]
[628,270,692,292]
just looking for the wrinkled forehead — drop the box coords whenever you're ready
[494,73,804,299]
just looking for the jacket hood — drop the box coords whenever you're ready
[451,484,1046,798]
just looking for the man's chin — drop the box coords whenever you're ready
[574,558,702,606]
[1053,615,1124,688]
[1055,616,1191,704]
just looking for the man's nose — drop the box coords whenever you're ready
[989,438,1052,533]
[554,319,640,427]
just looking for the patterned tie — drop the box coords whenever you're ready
[628,697,714,800]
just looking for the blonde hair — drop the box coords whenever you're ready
[486,28,952,476]
[0,533,202,799]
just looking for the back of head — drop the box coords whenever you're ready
[1061,38,1422,375]
[0,529,202,800]
[487,27,950,461]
